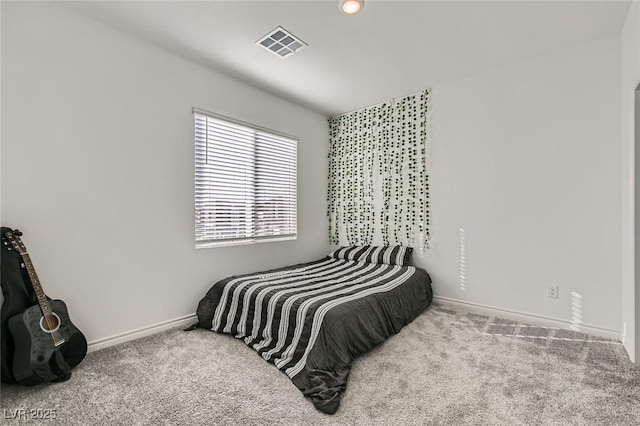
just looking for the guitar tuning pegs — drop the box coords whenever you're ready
[14,229,23,236]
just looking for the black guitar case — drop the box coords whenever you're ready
[1,227,38,383]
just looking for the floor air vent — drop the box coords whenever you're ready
[257,26,307,58]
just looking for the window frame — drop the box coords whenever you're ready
[193,107,298,249]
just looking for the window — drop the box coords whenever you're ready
[194,109,297,248]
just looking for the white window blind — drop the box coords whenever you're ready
[194,109,297,248]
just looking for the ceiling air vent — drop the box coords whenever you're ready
[257,26,307,58]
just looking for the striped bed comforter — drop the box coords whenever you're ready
[196,256,433,414]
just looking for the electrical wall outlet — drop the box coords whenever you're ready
[547,285,559,299]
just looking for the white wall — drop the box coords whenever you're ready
[621,1,640,362]
[1,2,328,344]
[1,2,626,349]
[419,35,622,336]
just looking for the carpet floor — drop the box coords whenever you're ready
[1,305,639,425]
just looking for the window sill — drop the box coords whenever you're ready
[195,235,297,249]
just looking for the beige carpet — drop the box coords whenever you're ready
[1,305,639,425]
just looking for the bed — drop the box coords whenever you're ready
[195,245,433,414]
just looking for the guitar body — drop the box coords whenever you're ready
[8,300,87,385]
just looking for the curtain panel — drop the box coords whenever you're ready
[327,89,431,251]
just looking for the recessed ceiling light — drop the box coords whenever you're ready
[256,26,307,59]
[340,0,364,15]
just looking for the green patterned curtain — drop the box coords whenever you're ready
[328,89,431,250]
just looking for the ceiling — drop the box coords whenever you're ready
[62,1,631,116]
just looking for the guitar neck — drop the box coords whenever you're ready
[21,253,53,316]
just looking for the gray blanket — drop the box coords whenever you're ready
[196,256,433,414]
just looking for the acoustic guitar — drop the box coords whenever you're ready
[4,229,87,385]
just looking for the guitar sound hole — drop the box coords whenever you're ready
[40,314,61,332]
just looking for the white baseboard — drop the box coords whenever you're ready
[433,296,621,341]
[85,298,621,353]
[87,313,197,353]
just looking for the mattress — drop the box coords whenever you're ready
[196,256,433,414]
